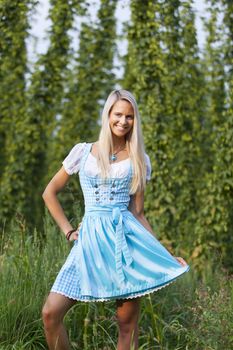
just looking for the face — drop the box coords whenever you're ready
[109,99,134,139]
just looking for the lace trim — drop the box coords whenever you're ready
[51,279,175,303]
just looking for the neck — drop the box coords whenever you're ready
[112,134,126,149]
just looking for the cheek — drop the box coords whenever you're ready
[129,120,134,129]
[109,115,116,124]
[111,118,119,128]
[109,118,117,132]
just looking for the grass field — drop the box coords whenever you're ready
[0,215,233,350]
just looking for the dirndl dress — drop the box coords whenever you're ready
[51,142,190,302]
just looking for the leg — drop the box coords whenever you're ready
[115,297,141,350]
[42,292,77,350]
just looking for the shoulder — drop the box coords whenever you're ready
[90,141,99,158]
[68,142,88,153]
[62,142,90,175]
[64,142,89,161]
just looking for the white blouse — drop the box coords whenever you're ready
[62,143,152,181]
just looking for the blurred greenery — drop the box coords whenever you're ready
[0,0,233,348]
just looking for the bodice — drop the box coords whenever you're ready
[79,143,133,208]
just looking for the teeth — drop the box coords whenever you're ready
[116,125,126,131]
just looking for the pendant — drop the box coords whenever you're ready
[110,154,117,162]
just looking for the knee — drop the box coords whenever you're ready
[116,315,137,335]
[42,303,60,330]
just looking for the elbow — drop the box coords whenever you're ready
[136,212,145,220]
[42,186,54,202]
[42,189,48,201]
[131,209,145,220]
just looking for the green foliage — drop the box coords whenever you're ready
[0,0,37,227]
[54,0,117,152]
[193,0,233,269]
[27,0,86,228]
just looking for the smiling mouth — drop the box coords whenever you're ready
[115,125,128,131]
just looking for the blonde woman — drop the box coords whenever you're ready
[42,89,189,350]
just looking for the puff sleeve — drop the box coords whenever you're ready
[62,142,87,175]
[145,153,152,182]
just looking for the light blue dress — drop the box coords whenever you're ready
[51,143,190,302]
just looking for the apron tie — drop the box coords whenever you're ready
[85,205,133,283]
[112,207,133,283]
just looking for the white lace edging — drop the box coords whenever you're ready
[51,279,176,303]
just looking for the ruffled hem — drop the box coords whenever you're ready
[51,267,189,303]
[51,281,172,303]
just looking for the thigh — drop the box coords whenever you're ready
[115,297,141,323]
[43,292,77,321]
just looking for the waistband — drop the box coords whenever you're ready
[85,204,128,218]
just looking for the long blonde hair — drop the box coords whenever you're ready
[98,89,147,194]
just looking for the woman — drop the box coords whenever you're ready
[42,89,189,350]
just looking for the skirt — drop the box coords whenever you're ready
[51,204,190,302]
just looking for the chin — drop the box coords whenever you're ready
[112,130,127,137]
[112,133,125,139]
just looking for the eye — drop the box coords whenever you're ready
[126,115,134,120]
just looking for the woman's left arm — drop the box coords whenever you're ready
[128,190,188,267]
[128,190,155,236]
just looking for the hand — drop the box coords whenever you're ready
[175,256,188,266]
[68,221,82,241]
[68,230,79,241]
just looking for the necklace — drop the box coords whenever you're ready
[109,144,126,162]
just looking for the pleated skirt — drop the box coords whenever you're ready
[51,208,190,302]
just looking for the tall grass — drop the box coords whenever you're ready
[0,214,232,349]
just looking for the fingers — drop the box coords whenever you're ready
[70,230,79,241]
[69,221,83,241]
[175,256,188,266]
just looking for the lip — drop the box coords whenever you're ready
[114,125,128,131]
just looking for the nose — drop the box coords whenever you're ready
[120,116,128,125]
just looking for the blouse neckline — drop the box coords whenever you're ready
[89,147,130,166]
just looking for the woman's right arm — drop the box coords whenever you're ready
[42,166,75,238]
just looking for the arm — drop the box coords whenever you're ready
[128,190,188,266]
[128,190,155,236]
[42,166,78,240]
